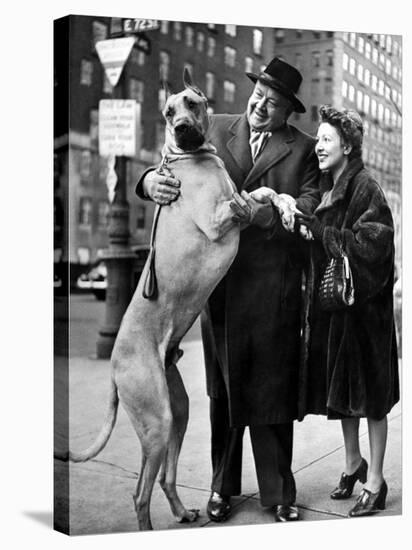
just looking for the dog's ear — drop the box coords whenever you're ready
[183,68,208,103]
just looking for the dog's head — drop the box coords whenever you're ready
[162,69,210,153]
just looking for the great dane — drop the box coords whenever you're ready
[60,70,295,531]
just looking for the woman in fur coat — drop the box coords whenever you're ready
[297,105,399,517]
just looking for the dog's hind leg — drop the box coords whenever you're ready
[117,358,173,531]
[159,357,200,523]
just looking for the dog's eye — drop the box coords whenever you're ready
[165,106,175,118]
[187,100,196,109]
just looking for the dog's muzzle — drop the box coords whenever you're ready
[174,123,205,151]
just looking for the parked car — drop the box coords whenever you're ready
[76,245,149,301]
[76,260,107,301]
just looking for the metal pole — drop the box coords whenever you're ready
[96,72,135,359]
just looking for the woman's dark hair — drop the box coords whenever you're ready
[318,105,364,159]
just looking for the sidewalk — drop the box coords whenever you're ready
[54,337,402,535]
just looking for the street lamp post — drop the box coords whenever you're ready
[96,75,135,359]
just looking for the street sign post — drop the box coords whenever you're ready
[95,37,135,87]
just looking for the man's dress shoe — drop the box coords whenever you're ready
[207,492,231,522]
[276,504,300,522]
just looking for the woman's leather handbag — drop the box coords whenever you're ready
[318,249,355,311]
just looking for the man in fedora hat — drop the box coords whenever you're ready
[136,57,320,522]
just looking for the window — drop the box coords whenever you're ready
[185,26,194,46]
[365,42,371,59]
[173,21,182,40]
[324,77,332,95]
[364,68,370,86]
[348,84,355,102]
[160,21,169,34]
[197,32,205,52]
[326,50,333,66]
[207,36,216,57]
[385,107,390,126]
[225,24,236,37]
[386,35,392,54]
[363,94,370,114]
[294,53,302,70]
[371,99,377,119]
[312,51,320,68]
[357,90,363,111]
[136,205,146,230]
[245,56,253,73]
[131,49,145,66]
[205,72,215,99]
[311,78,320,95]
[224,46,236,67]
[311,105,318,122]
[90,109,99,146]
[275,29,285,43]
[380,34,386,48]
[92,21,107,48]
[349,33,356,47]
[386,58,392,75]
[98,201,109,228]
[129,78,144,102]
[342,80,348,98]
[357,63,364,82]
[371,74,377,92]
[253,29,263,55]
[349,57,356,75]
[80,150,92,181]
[358,36,365,53]
[378,79,384,96]
[80,59,93,86]
[313,31,321,39]
[296,29,303,39]
[207,23,216,30]
[372,47,378,64]
[79,197,92,227]
[159,51,170,80]
[223,81,236,103]
[343,53,349,71]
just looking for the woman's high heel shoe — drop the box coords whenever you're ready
[348,480,388,517]
[330,458,368,500]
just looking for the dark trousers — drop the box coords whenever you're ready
[210,396,296,507]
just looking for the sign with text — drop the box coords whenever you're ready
[98,100,136,157]
[123,19,159,33]
[95,37,135,87]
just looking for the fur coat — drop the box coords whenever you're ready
[298,157,399,420]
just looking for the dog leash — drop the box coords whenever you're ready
[142,156,172,300]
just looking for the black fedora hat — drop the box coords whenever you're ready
[246,57,306,113]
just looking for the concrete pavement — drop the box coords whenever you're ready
[54,326,402,535]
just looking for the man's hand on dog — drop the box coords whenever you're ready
[143,169,181,205]
[230,191,275,229]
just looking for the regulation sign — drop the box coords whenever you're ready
[98,99,136,157]
[95,37,135,87]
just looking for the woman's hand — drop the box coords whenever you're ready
[295,213,325,241]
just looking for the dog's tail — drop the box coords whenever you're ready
[54,377,119,463]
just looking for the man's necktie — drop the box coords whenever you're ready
[249,130,272,162]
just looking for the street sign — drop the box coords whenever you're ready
[123,19,159,33]
[95,37,135,87]
[99,99,137,157]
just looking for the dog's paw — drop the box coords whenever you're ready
[177,508,200,523]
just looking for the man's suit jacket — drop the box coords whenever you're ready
[202,113,320,427]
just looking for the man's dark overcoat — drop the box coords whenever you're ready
[298,157,399,420]
[201,113,319,427]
